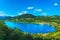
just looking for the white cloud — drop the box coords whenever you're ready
[22,11,27,13]
[18,13,23,15]
[35,9,42,12]
[54,3,58,6]
[9,15,15,17]
[27,7,34,9]
[18,11,27,15]
[41,13,47,16]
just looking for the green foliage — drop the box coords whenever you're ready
[0,21,43,40]
[0,14,60,40]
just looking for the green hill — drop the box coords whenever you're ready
[17,14,36,18]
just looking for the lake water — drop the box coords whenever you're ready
[4,21,56,34]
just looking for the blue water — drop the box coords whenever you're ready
[4,21,56,34]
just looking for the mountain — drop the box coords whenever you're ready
[0,14,35,20]
[0,16,6,20]
[0,16,13,20]
[17,14,36,18]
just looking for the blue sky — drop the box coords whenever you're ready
[0,0,60,16]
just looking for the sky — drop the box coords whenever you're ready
[0,0,60,16]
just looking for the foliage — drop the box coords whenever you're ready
[0,14,60,40]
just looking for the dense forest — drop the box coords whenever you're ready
[10,14,60,24]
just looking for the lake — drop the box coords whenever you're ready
[4,21,56,34]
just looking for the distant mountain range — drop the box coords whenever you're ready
[0,16,6,20]
[0,16,13,20]
[0,14,60,20]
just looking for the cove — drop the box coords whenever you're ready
[4,21,56,34]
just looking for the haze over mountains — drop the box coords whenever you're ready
[0,14,60,20]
